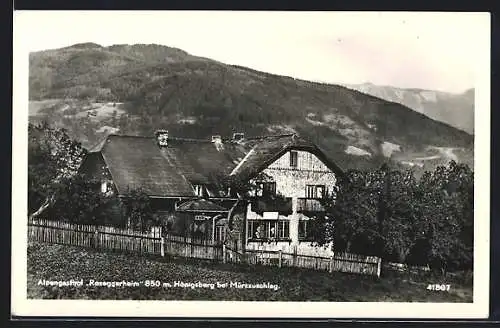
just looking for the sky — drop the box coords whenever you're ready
[14,11,490,93]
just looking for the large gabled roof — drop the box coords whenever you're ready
[229,134,346,182]
[86,133,344,197]
[157,137,248,186]
[94,135,195,197]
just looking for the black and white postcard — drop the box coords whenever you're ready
[11,11,491,318]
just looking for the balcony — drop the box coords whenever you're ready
[297,198,325,213]
[250,197,293,215]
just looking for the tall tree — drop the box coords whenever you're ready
[380,169,419,263]
[326,170,381,254]
[415,161,474,272]
[28,123,86,219]
[318,161,473,273]
[46,174,111,225]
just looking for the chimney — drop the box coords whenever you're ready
[232,132,245,142]
[155,129,169,147]
[212,135,224,151]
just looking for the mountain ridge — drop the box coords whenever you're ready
[28,43,474,174]
[342,82,474,134]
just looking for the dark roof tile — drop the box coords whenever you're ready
[99,135,195,197]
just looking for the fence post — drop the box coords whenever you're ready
[160,237,165,257]
[278,250,282,268]
[377,257,382,278]
[329,255,334,273]
[292,245,297,267]
[223,244,227,264]
[94,229,99,249]
[191,236,194,258]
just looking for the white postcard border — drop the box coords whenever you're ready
[11,11,491,319]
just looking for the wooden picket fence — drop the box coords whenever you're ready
[161,234,222,261]
[28,218,221,261]
[224,246,381,277]
[28,218,381,277]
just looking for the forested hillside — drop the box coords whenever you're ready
[29,43,474,173]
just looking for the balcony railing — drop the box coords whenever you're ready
[297,198,325,213]
[250,197,293,215]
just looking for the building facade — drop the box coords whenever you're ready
[79,131,344,251]
[245,150,338,251]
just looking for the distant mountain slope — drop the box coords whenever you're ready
[342,83,474,134]
[28,43,474,173]
[29,43,212,101]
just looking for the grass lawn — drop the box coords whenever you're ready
[27,242,472,302]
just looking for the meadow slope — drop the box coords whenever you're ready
[27,242,472,302]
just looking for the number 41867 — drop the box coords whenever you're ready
[427,284,451,291]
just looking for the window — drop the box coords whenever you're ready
[257,222,269,239]
[316,185,325,198]
[101,181,108,194]
[298,219,317,240]
[289,151,298,167]
[262,182,276,197]
[101,180,112,194]
[277,220,290,239]
[298,220,308,239]
[305,185,326,199]
[306,185,315,198]
[255,182,276,197]
[247,220,255,239]
[193,184,204,197]
[247,220,290,240]
[215,225,226,242]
